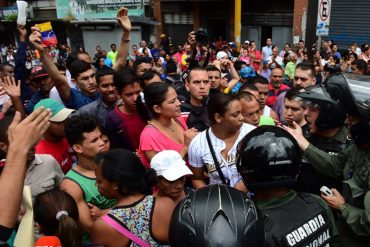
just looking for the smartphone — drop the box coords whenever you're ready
[320,186,333,196]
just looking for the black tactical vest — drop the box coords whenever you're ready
[297,133,351,194]
[181,102,210,132]
[262,193,332,247]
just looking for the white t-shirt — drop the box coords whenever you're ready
[267,55,283,69]
[188,123,255,187]
[49,71,77,105]
[263,105,271,117]
[138,47,153,58]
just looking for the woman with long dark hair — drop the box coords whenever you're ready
[90,149,175,246]
[34,189,82,247]
[137,82,198,168]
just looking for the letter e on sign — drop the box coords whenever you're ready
[320,0,330,21]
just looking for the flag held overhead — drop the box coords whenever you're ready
[35,22,58,47]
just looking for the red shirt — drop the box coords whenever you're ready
[117,108,147,151]
[36,138,73,174]
[266,83,290,107]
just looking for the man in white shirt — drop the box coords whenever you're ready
[267,45,283,69]
[262,38,273,57]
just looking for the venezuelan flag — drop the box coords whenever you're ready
[35,22,58,47]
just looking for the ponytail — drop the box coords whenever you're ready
[136,94,151,122]
[34,189,81,247]
[57,215,82,247]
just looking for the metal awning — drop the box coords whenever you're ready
[71,16,159,26]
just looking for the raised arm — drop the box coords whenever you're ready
[112,8,131,72]
[223,59,240,91]
[29,26,71,101]
[0,108,51,231]
[15,25,32,103]
[2,76,26,119]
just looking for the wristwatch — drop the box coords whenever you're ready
[339,203,349,214]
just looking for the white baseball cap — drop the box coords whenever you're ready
[216,51,228,60]
[150,150,193,181]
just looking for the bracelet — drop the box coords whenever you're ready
[121,37,130,42]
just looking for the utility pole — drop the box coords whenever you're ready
[234,0,241,49]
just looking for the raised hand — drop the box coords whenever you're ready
[0,80,5,97]
[3,76,21,99]
[7,108,51,150]
[260,52,266,62]
[17,25,27,40]
[29,26,44,52]
[116,8,131,32]
[187,31,196,47]
[282,121,310,151]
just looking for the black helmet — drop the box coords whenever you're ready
[169,184,265,247]
[296,85,346,130]
[325,73,370,145]
[236,126,301,189]
[324,73,370,119]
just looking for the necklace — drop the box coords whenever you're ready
[167,124,175,132]
[151,120,175,132]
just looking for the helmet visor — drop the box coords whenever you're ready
[325,73,370,118]
[345,73,370,118]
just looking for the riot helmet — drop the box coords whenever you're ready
[325,73,370,145]
[324,73,370,119]
[236,126,301,189]
[169,184,265,247]
[296,85,346,130]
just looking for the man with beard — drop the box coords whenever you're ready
[25,66,54,114]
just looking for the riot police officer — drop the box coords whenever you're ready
[284,73,370,247]
[237,126,338,247]
[295,85,350,194]
[169,184,265,247]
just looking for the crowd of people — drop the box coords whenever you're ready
[0,7,369,247]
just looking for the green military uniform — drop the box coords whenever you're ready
[304,143,370,247]
[297,126,350,194]
[257,190,339,246]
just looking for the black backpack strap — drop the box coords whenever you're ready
[206,128,229,185]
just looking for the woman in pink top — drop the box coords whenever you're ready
[238,48,250,65]
[138,82,198,168]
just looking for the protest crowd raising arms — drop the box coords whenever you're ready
[0,3,370,247]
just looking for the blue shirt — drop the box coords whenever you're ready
[262,46,272,58]
[25,91,47,114]
[76,98,114,129]
[63,88,100,110]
